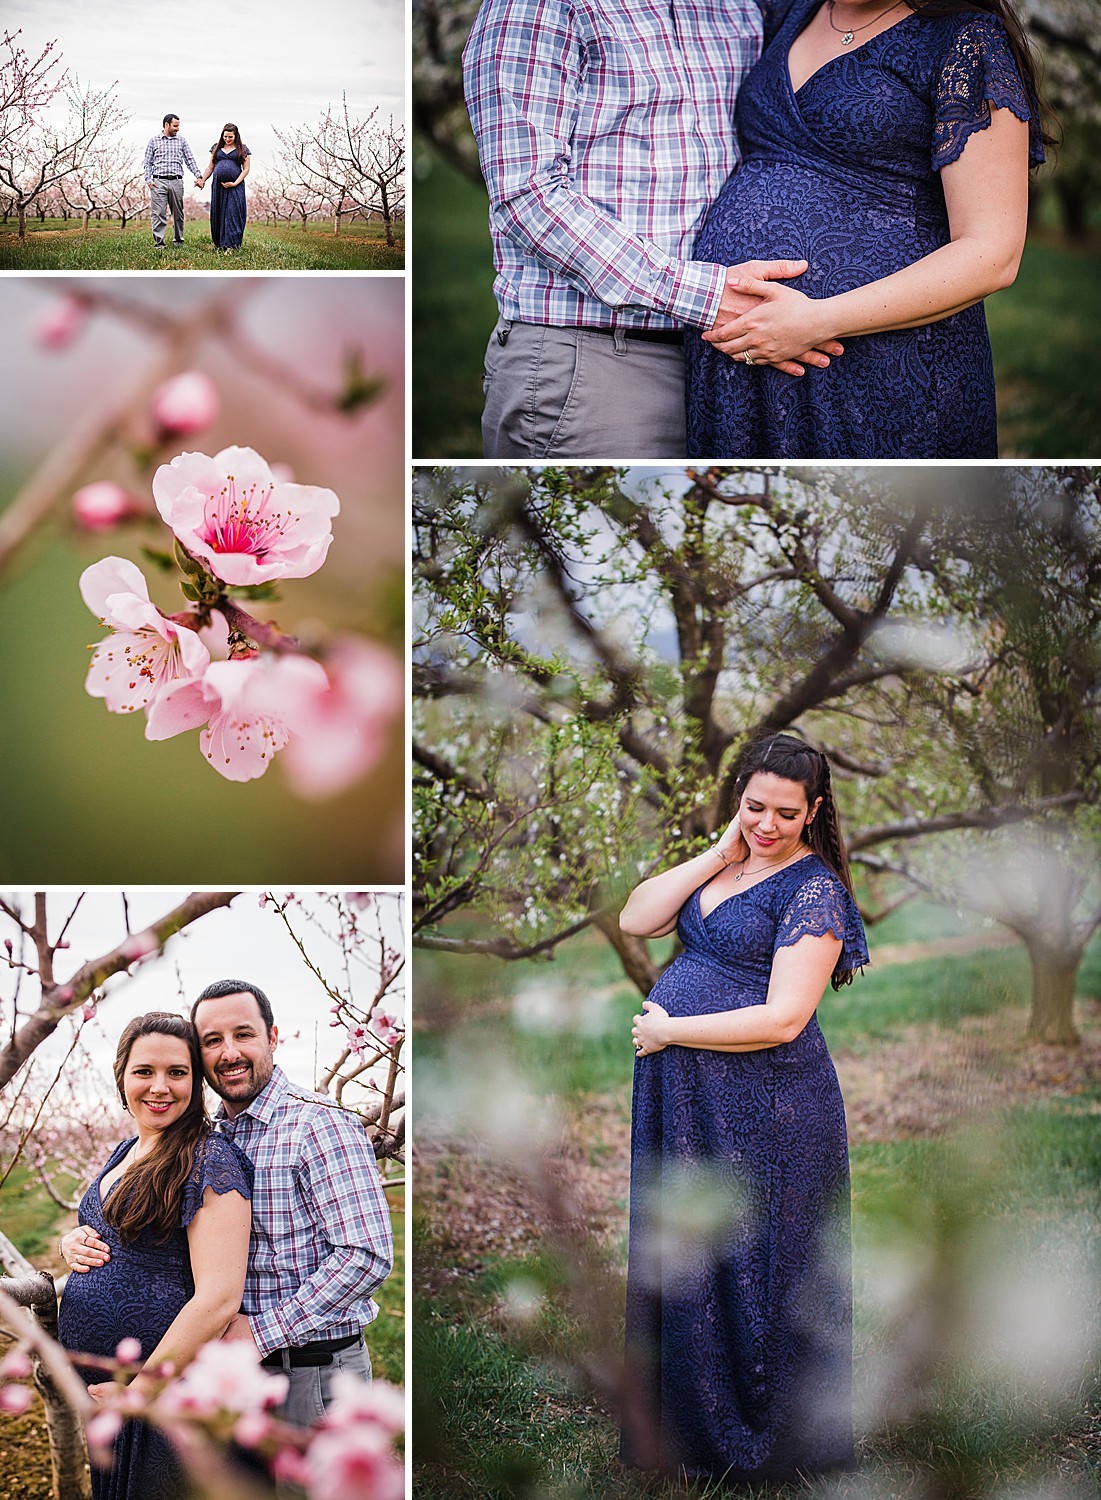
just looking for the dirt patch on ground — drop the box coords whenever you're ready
[418,998,1101,1280]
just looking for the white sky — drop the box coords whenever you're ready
[7,0,405,188]
[3,889,406,1115]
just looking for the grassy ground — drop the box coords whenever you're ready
[0,218,404,271]
[414,906,1101,1498]
[411,136,1101,459]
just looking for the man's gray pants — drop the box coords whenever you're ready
[481,319,687,459]
[150,178,185,245]
[266,1337,372,1496]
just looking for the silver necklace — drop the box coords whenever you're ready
[732,846,809,884]
[826,0,904,46]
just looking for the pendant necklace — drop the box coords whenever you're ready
[826,0,904,46]
[732,846,808,884]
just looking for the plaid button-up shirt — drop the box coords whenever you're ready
[463,0,762,331]
[215,1066,393,1356]
[143,133,201,183]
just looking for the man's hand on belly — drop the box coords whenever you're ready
[709,261,844,376]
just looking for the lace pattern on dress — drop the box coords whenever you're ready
[774,868,870,974]
[179,1133,254,1228]
[931,15,1044,172]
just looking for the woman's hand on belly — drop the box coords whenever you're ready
[708,262,844,375]
[704,278,836,368]
[632,1000,672,1057]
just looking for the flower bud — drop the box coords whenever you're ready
[34,295,87,350]
[151,372,219,437]
[73,482,139,533]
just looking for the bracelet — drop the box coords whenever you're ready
[714,844,732,866]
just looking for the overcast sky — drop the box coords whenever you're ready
[4,889,405,1116]
[8,0,405,186]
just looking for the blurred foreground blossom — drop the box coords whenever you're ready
[153,446,340,586]
[147,655,330,783]
[278,636,403,799]
[150,372,220,438]
[72,481,141,532]
[157,1340,288,1420]
[80,557,216,714]
[34,294,87,349]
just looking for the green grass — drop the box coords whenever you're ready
[411,140,499,458]
[411,134,1101,459]
[986,234,1101,457]
[0,1162,80,1259]
[0,218,404,271]
[370,1190,406,1387]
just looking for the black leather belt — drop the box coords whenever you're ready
[260,1333,360,1369]
[576,325,683,344]
[154,175,182,180]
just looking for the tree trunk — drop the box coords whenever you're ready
[333,209,342,237]
[1024,939,1081,1045]
[383,210,394,248]
[591,910,659,997]
[17,201,27,239]
[0,1254,91,1500]
[81,210,91,233]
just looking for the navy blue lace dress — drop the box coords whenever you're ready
[621,855,869,1482]
[58,1133,254,1500]
[210,147,249,248]
[685,1,1044,458]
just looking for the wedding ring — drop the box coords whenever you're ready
[742,349,755,366]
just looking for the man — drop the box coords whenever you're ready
[62,980,393,1422]
[143,114,203,250]
[463,0,839,458]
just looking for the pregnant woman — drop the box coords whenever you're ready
[620,735,868,1482]
[686,0,1048,458]
[58,1013,253,1500]
[199,123,251,252]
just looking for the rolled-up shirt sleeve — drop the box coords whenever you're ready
[463,0,727,327]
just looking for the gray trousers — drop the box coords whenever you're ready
[481,319,687,459]
[150,178,185,245]
[269,1335,372,1429]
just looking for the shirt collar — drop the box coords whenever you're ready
[214,1064,291,1129]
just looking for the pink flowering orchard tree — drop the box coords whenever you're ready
[260,891,407,1169]
[274,99,405,244]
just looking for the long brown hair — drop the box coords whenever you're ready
[904,0,1056,150]
[211,122,246,166]
[102,1013,210,1245]
[729,733,859,987]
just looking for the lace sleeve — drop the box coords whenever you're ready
[179,1133,254,1228]
[931,15,1044,173]
[774,869,870,974]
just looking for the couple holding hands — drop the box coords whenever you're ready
[143,114,251,252]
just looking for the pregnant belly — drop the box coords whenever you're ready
[697,159,941,298]
[647,952,769,1020]
[59,1258,189,1362]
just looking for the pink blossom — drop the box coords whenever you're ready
[372,1011,403,1049]
[120,929,158,963]
[0,1350,32,1381]
[85,1408,123,1462]
[34,295,87,349]
[346,1023,372,1056]
[82,1003,97,1022]
[80,557,216,715]
[277,636,403,800]
[146,655,329,783]
[0,1384,33,1415]
[151,372,220,437]
[272,1448,312,1487]
[233,1411,272,1448]
[345,893,373,910]
[325,1373,404,1435]
[152,447,339,586]
[160,1341,287,1421]
[73,481,140,532]
[115,1338,142,1363]
[306,1426,403,1500]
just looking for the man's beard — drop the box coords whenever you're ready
[210,1057,272,1103]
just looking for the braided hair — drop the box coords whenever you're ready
[729,733,859,987]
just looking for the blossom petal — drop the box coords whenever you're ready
[79,557,151,620]
[145,679,214,740]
